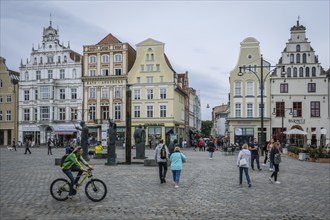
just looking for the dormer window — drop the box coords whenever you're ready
[25,71,29,81]
[296,45,300,52]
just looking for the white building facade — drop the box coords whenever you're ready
[271,20,329,146]
[19,21,82,145]
[189,87,202,132]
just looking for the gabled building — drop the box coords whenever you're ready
[128,38,188,146]
[0,57,19,145]
[212,104,228,137]
[189,87,201,132]
[19,20,82,145]
[82,34,136,145]
[227,37,271,146]
[271,20,329,146]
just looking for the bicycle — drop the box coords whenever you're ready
[50,169,107,202]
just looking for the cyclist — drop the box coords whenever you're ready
[61,146,93,199]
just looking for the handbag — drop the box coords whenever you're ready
[239,157,247,167]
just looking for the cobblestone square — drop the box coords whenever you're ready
[0,147,329,220]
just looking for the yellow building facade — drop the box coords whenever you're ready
[128,38,188,146]
[227,37,271,146]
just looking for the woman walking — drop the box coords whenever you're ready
[264,138,274,171]
[208,141,215,159]
[236,144,251,187]
[170,147,187,188]
[269,142,281,184]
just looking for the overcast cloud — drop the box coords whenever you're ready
[1,0,329,120]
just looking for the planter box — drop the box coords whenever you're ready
[309,158,316,162]
[318,158,330,163]
[288,152,299,159]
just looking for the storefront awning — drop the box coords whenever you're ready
[51,124,77,134]
[54,131,75,135]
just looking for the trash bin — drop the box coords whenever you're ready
[283,148,288,155]
[299,153,306,161]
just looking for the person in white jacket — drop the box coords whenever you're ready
[237,144,252,187]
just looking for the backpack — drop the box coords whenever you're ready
[160,145,167,159]
[60,154,68,167]
[274,153,282,165]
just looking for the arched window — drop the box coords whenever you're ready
[286,67,291,77]
[305,67,310,77]
[34,57,37,64]
[296,45,300,52]
[302,53,307,63]
[296,54,300,63]
[89,55,96,64]
[293,67,297,77]
[299,67,303,77]
[64,56,67,63]
[114,54,122,62]
[312,67,316,76]
[25,71,29,81]
[248,65,252,72]
[72,69,77,78]
[40,57,43,64]
[146,54,150,61]
[58,56,61,63]
[151,53,154,60]
[148,48,153,52]
[290,54,294,63]
[101,55,109,63]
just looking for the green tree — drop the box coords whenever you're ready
[201,120,213,137]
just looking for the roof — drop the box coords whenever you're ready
[290,20,306,31]
[97,33,121,45]
[165,54,176,73]
[136,38,165,47]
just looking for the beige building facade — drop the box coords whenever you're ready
[0,57,19,145]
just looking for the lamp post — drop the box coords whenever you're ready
[272,100,292,149]
[125,83,132,164]
[238,55,284,150]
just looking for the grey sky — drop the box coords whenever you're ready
[1,1,329,120]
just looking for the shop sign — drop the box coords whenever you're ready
[288,119,305,124]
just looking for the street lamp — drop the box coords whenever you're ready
[272,100,292,149]
[238,55,285,150]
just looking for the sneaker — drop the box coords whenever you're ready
[268,177,274,183]
[175,185,179,188]
[258,168,262,171]
[274,181,281,184]
[262,163,267,166]
[248,183,251,188]
[269,168,273,172]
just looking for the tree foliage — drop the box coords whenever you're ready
[201,120,213,137]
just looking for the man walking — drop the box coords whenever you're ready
[24,139,32,154]
[249,138,261,171]
[12,138,17,151]
[154,139,169,184]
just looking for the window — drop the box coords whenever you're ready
[48,70,53,79]
[296,45,300,52]
[34,108,38,121]
[0,111,2,120]
[59,108,66,120]
[308,83,316,92]
[305,67,310,77]
[89,69,96,76]
[89,105,96,120]
[89,88,96,99]
[36,71,41,80]
[115,68,122,76]
[235,81,241,96]
[286,67,291,77]
[89,55,96,64]
[303,53,307,63]
[134,89,141,100]
[275,102,285,117]
[160,76,164,83]
[160,105,167,117]
[40,106,50,120]
[24,90,30,101]
[34,57,37,64]
[298,67,303,77]
[24,109,30,121]
[134,106,140,118]
[146,77,153,84]
[312,67,316,76]
[293,67,297,77]
[114,54,122,62]
[59,89,65,100]
[40,57,43,64]
[146,54,150,61]
[101,88,109,99]
[0,96,2,103]
[35,89,38,100]
[101,106,109,120]
[25,71,29,81]
[290,54,294,63]
[40,86,50,99]
[101,55,109,63]
[71,88,77,99]
[147,105,153,118]
[280,83,288,93]
[71,108,78,120]
[102,69,109,76]
[151,54,154,60]
[147,89,154,99]
[6,95,11,103]
[247,103,253,118]
[293,102,302,117]
[140,65,144,72]
[60,69,65,79]
[146,64,153,72]
[246,81,253,96]
[64,56,67,63]
[6,110,11,121]
[156,64,160,72]
[296,54,300,63]
[311,101,320,117]
[47,56,54,64]
[137,77,141,84]
[57,56,61,63]
[114,104,121,120]
[235,103,241,117]
[114,87,121,98]
[160,88,167,99]
[72,69,77,78]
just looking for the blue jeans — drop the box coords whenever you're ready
[63,165,83,196]
[239,167,251,184]
[269,160,273,169]
[172,170,181,184]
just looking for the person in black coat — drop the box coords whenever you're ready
[269,142,281,184]
[208,141,215,159]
